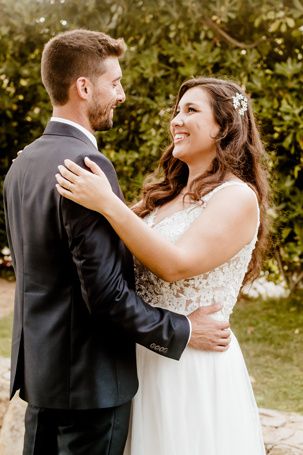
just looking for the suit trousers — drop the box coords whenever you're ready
[23,402,131,455]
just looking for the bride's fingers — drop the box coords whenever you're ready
[58,165,79,184]
[55,173,75,192]
[64,159,85,176]
[84,157,104,176]
[55,183,76,201]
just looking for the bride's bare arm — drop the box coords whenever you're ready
[56,157,258,282]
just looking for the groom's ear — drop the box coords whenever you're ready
[75,77,90,100]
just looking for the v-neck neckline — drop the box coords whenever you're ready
[149,203,201,228]
[148,179,246,228]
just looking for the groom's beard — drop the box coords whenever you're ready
[88,98,115,132]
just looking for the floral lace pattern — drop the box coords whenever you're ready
[134,182,259,322]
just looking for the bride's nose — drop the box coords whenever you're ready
[171,112,185,128]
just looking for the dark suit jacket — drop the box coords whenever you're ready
[3,121,189,410]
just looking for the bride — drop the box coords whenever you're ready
[56,77,268,454]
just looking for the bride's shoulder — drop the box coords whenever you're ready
[207,179,257,199]
[202,180,258,218]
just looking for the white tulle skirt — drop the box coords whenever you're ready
[124,332,265,455]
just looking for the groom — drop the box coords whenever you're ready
[4,30,230,455]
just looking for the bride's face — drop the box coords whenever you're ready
[170,87,219,166]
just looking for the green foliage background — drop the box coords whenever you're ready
[0,0,302,292]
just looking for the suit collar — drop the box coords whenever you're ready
[43,121,98,151]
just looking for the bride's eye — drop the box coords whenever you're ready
[188,106,197,113]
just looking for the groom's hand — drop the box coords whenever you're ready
[188,304,231,351]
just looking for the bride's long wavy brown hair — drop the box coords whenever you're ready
[134,77,270,284]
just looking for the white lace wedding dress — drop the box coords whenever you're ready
[124,181,266,455]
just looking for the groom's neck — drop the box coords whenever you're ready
[52,104,93,134]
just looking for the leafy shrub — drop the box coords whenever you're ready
[0,0,302,292]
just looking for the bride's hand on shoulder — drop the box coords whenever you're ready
[55,157,114,213]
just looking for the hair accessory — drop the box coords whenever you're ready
[232,92,248,116]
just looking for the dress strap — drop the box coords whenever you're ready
[201,181,260,237]
[201,180,249,201]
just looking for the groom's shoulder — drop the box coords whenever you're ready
[81,150,117,179]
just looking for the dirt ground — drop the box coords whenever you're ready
[0,278,15,318]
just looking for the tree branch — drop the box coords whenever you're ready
[274,246,291,290]
[203,17,262,49]
[289,270,303,293]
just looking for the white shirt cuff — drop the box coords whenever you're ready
[185,316,192,345]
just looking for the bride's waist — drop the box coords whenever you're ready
[146,302,234,322]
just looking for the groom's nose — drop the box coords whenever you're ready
[116,83,126,104]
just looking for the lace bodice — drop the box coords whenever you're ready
[134,181,260,321]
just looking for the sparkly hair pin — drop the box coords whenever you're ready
[232,92,248,116]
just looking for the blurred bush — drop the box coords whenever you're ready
[0,0,302,292]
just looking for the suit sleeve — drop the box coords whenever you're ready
[60,152,190,360]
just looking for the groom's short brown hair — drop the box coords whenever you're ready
[41,29,126,105]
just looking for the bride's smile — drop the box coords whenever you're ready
[171,86,219,173]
